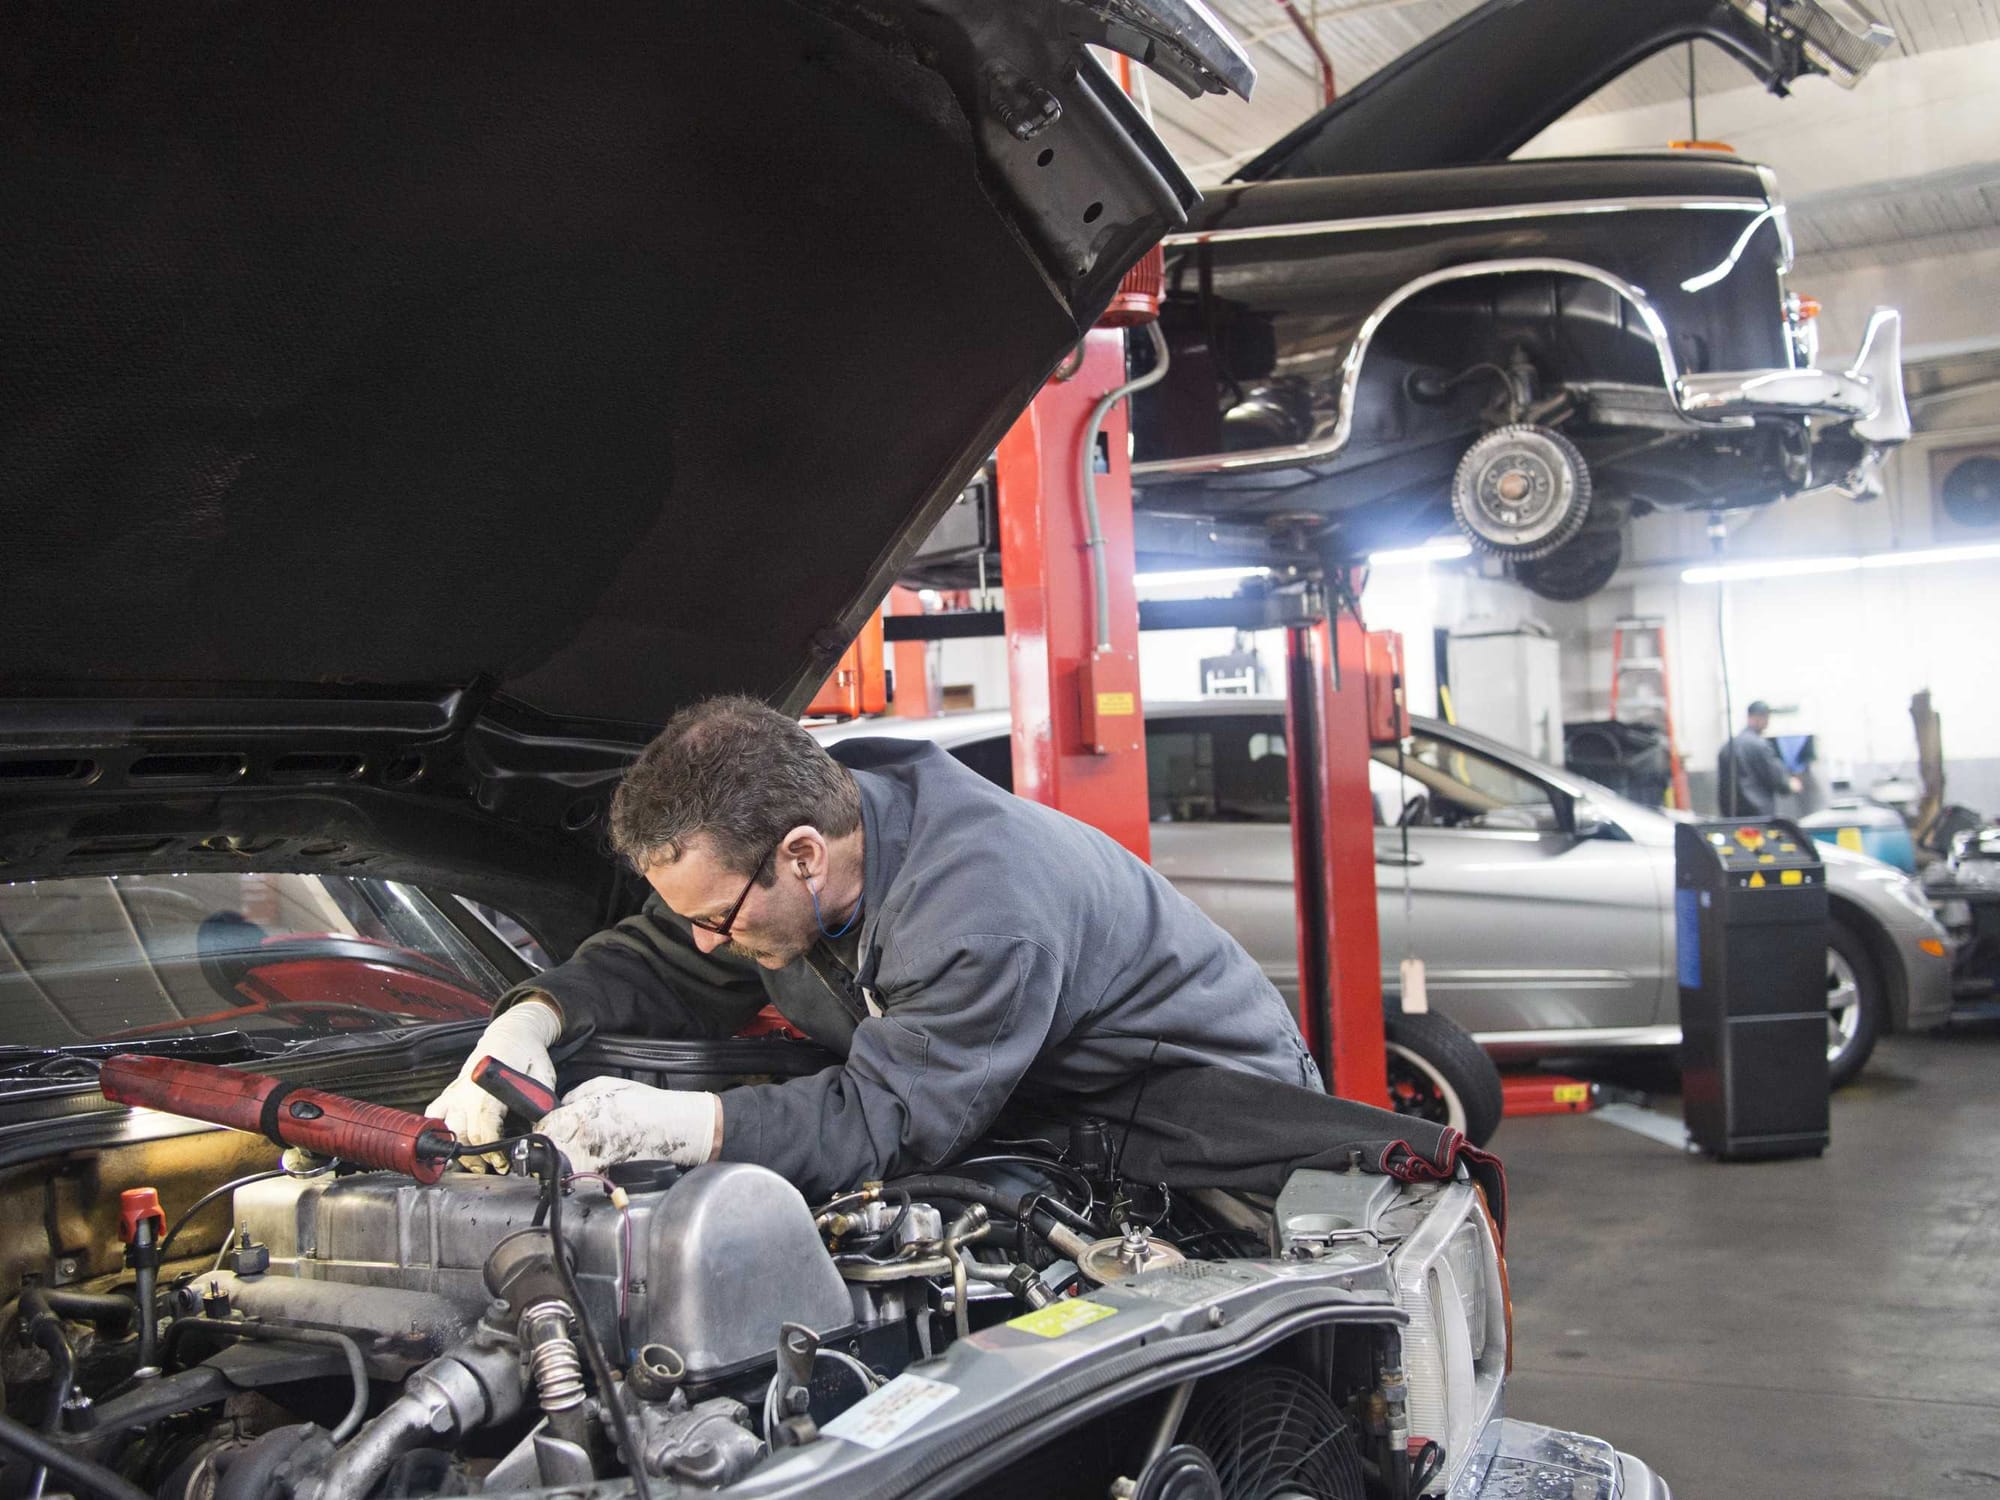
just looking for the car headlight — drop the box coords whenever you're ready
[1393,1184,1509,1491]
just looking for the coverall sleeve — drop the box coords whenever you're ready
[716,933,1066,1199]
[495,897,770,1041]
[1745,736,1793,798]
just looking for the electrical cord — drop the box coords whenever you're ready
[527,1136,653,1500]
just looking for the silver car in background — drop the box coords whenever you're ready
[819,701,1953,1087]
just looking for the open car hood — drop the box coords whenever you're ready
[1,0,1248,949]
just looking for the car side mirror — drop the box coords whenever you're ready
[1573,807,1611,840]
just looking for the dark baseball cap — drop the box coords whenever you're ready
[1746,700,1771,717]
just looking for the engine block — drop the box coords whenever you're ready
[229,1162,856,1380]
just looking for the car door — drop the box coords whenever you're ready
[1373,729,1665,1036]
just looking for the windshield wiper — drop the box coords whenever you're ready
[0,1032,286,1085]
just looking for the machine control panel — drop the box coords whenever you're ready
[1700,825,1823,888]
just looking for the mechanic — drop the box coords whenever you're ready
[1717,699,1802,817]
[428,696,1319,1197]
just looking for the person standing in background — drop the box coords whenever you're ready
[1718,700,1802,817]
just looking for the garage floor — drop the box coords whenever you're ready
[1501,1022,2000,1498]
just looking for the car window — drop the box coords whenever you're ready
[1146,717,1292,824]
[1371,732,1563,832]
[0,873,507,1049]
[949,735,1014,794]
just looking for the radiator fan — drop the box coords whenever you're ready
[1165,1365,1368,1500]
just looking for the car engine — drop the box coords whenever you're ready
[6,1140,1306,1499]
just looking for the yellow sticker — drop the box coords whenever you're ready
[1781,869,1804,886]
[1007,1300,1118,1338]
[1836,827,1864,853]
[1758,854,1777,864]
[1095,692,1135,718]
[1553,1083,1591,1105]
[1748,872,1767,888]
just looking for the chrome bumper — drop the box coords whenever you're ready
[1451,1417,1671,1499]
[1676,307,1910,447]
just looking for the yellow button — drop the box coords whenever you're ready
[1748,872,1767,888]
[1759,854,1776,864]
[1780,869,1804,886]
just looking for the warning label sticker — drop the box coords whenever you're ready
[821,1374,958,1451]
[1095,692,1136,717]
[1006,1299,1119,1338]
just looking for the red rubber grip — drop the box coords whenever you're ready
[100,1055,454,1183]
[471,1055,557,1121]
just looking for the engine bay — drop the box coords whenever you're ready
[0,1068,1506,1500]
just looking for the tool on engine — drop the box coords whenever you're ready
[471,1053,559,1125]
[99,1055,461,1184]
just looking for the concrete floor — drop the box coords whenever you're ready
[1498,1021,2000,1498]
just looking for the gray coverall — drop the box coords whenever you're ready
[503,738,1319,1197]
[1718,728,1791,817]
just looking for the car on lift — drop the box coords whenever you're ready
[819,702,1954,1091]
[0,3,1664,1499]
[1127,0,1912,603]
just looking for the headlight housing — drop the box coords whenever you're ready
[1392,1182,1510,1493]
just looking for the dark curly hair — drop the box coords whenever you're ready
[608,696,861,877]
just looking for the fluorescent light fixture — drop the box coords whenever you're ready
[1683,540,2000,584]
[1859,541,2000,570]
[1682,555,1860,584]
[1132,565,1269,590]
[1369,538,1473,567]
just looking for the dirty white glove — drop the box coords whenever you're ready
[426,998,562,1172]
[535,1077,721,1174]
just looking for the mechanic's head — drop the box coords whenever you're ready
[1746,700,1771,732]
[610,696,863,967]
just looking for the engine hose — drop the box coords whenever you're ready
[882,1176,1093,1261]
[132,1253,158,1374]
[0,1409,151,1500]
[189,1321,369,1442]
[39,1291,136,1339]
[18,1291,76,1432]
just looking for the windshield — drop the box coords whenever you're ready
[0,873,503,1050]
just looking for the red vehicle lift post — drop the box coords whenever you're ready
[994,329,1150,861]
[1285,609,1391,1106]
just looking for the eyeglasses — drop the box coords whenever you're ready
[687,840,781,938]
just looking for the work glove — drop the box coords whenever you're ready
[535,1077,721,1174]
[425,997,563,1172]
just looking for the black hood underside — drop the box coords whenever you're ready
[1,1,1213,938]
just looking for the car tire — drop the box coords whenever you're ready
[1826,922,1883,1089]
[1512,522,1623,601]
[1450,423,1592,560]
[1383,1011,1504,1146]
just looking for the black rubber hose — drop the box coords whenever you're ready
[132,1227,159,1373]
[41,1292,136,1339]
[882,1175,1094,1251]
[18,1290,76,1432]
[0,1410,152,1500]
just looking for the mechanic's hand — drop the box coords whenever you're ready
[535,1077,721,1174]
[426,998,562,1173]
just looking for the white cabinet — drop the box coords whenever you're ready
[1447,630,1563,763]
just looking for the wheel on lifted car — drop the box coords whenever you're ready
[1451,423,1592,560]
[1383,1010,1505,1146]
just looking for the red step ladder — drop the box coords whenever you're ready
[1609,615,1694,811]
